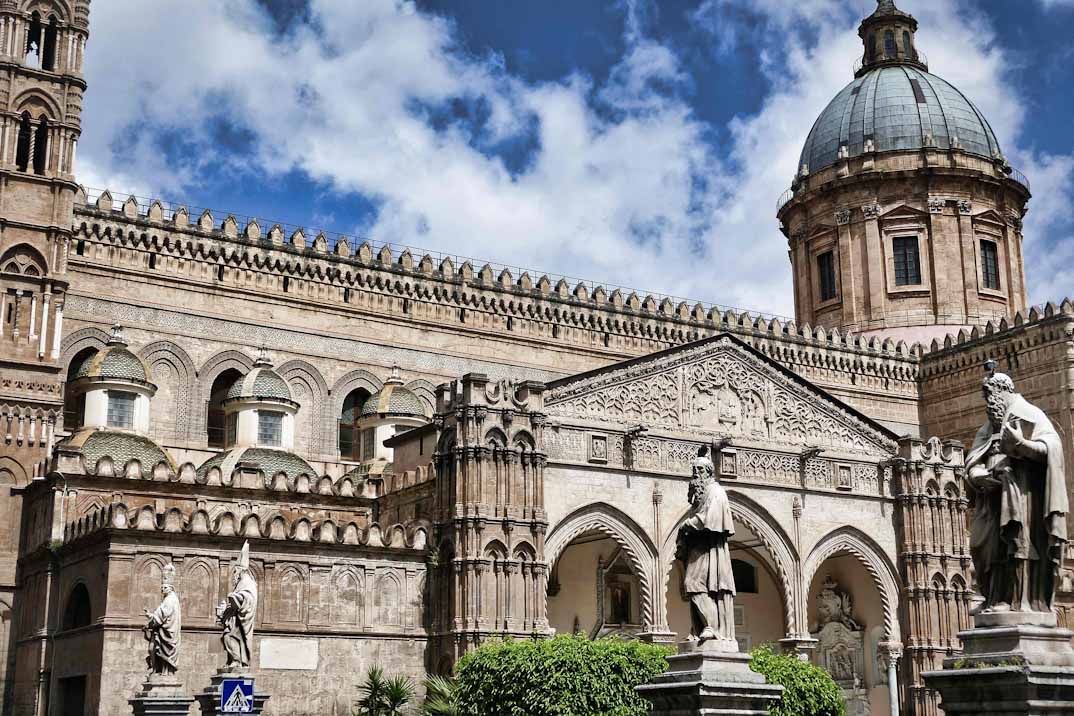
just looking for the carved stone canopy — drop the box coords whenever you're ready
[545,334,896,456]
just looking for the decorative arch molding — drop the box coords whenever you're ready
[802,526,902,642]
[278,359,329,458]
[0,456,30,487]
[22,1,74,23]
[60,326,110,370]
[326,369,384,448]
[545,502,659,630]
[660,491,800,637]
[193,350,254,437]
[139,341,196,442]
[11,88,62,121]
[0,243,48,276]
[404,379,436,416]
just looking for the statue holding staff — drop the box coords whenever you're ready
[216,541,258,669]
[143,564,181,676]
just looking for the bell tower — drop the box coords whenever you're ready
[0,0,87,467]
[0,2,87,708]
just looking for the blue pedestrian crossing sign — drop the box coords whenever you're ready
[220,678,254,713]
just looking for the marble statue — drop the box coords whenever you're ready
[815,575,861,631]
[965,363,1068,614]
[142,564,181,676]
[675,447,736,644]
[216,541,258,669]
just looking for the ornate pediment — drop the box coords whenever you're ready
[545,334,895,456]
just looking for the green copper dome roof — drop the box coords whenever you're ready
[359,368,427,421]
[196,446,315,480]
[60,428,175,473]
[73,327,152,385]
[224,351,294,404]
[799,65,1002,177]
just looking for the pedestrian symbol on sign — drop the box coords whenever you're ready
[220,678,254,713]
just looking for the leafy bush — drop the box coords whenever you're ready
[454,635,671,716]
[749,645,845,716]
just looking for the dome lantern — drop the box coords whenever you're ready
[856,0,925,77]
[67,324,156,433]
[221,349,299,451]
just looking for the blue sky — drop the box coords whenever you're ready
[80,0,1074,318]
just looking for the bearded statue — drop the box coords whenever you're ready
[965,362,1068,617]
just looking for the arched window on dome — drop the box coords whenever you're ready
[15,113,32,172]
[207,368,243,448]
[338,388,371,461]
[63,347,97,431]
[884,30,896,59]
[32,116,49,175]
[903,30,913,60]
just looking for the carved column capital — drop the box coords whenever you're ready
[862,202,882,220]
[835,208,852,226]
[928,196,946,214]
[957,199,973,215]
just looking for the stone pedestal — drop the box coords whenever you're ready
[193,671,270,716]
[129,676,194,716]
[922,614,1074,715]
[636,641,783,715]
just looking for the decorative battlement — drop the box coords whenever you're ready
[61,501,430,552]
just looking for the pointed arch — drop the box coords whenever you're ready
[546,503,658,629]
[60,326,110,369]
[278,359,328,458]
[140,341,196,442]
[661,491,800,637]
[803,526,901,641]
[327,369,384,445]
[196,350,253,442]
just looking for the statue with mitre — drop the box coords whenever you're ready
[143,563,181,676]
[216,541,258,669]
[675,446,737,644]
[965,361,1068,615]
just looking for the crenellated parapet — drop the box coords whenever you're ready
[69,189,925,425]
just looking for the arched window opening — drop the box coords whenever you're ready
[15,113,32,172]
[216,265,225,282]
[24,12,42,69]
[338,388,371,461]
[43,16,58,71]
[903,31,913,60]
[62,583,92,630]
[32,117,49,174]
[149,253,158,270]
[207,368,242,448]
[76,240,86,256]
[63,347,97,430]
[884,31,896,59]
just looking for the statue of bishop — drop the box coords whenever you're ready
[966,363,1068,615]
[143,564,181,676]
[216,541,258,670]
[675,447,737,645]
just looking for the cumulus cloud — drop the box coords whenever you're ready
[77,0,1074,318]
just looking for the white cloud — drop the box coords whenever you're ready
[77,0,1074,320]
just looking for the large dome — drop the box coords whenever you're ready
[798,65,1002,177]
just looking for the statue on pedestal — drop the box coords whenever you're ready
[675,447,737,644]
[143,564,181,676]
[966,363,1068,615]
[216,541,258,669]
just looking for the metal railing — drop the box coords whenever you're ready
[777,189,794,212]
[1009,167,1031,193]
[853,50,927,75]
[77,187,793,323]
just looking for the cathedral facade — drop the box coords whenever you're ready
[0,1,1071,715]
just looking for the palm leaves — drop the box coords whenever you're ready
[354,665,416,716]
[421,675,458,716]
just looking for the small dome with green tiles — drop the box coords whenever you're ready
[72,325,153,386]
[59,427,175,473]
[224,350,295,405]
[196,446,315,481]
[360,367,428,422]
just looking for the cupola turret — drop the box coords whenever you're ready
[777,0,1030,342]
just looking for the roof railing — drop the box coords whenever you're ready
[1009,167,1031,193]
[777,189,794,212]
[853,50,927,75]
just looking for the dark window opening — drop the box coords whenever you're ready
[506,316,513,331]
[5,301,12,325]
[43,17,58,70]
[731,559,758,594]
[817,251,837,302]
[63,348,96,430]
[893,236,922,286]
[32,117,49,174]
[403,298,410,314]
[884,30,896,59]
[903,30,913,59]
[981,240,1001,290]
[62,583,92,630]
[343,287,351,303]
[216,265,225,282]
[552,324,560,338]
[603,333,610,347]
[76,240,85,256]
[458,307,466,323]
[148,253,157,270]
[282,276,290,292]
[58,676,87,716]
[24,12,42,67]
[15,113,32,172]
[868,34,878,62]
[339,388,370,461]
[207,368,242,448]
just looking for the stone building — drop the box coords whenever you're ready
[0,1,1071,715]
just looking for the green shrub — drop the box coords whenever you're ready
[454,635,671,716]
[353,665,416,716]
[749,645,845,716]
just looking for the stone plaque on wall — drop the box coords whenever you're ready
[589,434,608,463]
[259,637,320,670]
